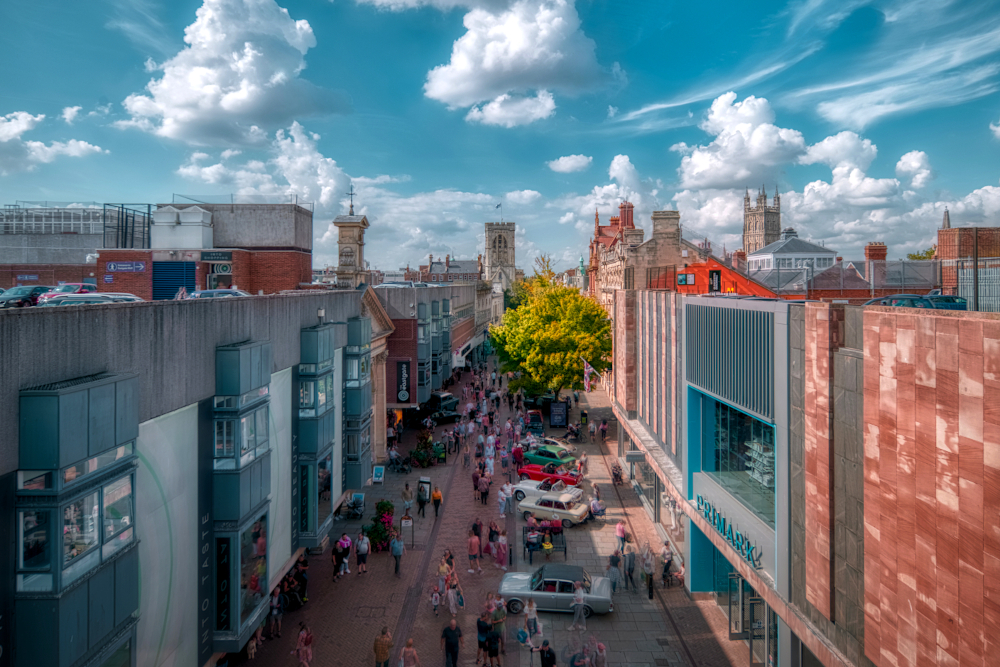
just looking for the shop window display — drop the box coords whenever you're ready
[63,492,100,583]
[102,477,134,558]
[317,454,333,527]
[702,396,775,526]
[240,514,268,627]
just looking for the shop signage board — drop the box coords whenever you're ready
[709,270,722,292]
[550,401,567,428]
[201,251,233,262]
[396,361,411,403]
[107,261,146,272]
[372,466,385,484]
[104,275,114,283]
[696,494,760,567]
[16,274,38,281]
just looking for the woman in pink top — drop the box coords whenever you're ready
[401,638,420,667]
[615,521,627,552]
[467,530,482,573]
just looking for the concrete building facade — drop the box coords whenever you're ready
[0,291,390,667]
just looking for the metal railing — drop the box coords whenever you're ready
[1,205,105,235]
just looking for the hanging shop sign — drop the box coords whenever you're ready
[396,361,411,402]
[696,494,760,567]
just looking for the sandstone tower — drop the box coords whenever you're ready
[484,221,516,290]
[743,186,781,254]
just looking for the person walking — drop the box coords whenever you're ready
[338,533,353,574]
[476,611,493,665]
[402,483,414,515]
[332,540,347,582]
[447,580,463,617]
[432,486,443,518]
[491,594,507,654]
[496,484,507,519]
[531,640,557,667]
[495,530,508,571]
[373,627,394,667]
[467,530,482,573]
[588,420,596,442]
[417,484,428,518]
[401,638,420,667]
[615,521,627,552]
[643,546,655,599]
[391,531,405,578]
[356,530,371,575]
[478,474,490,505]
[472,469,481,501]
[606,553,623,594]
[293,622,313,667]
[569,581,587,631]
[623,541,637,591]
[524,597,539,637]
[437,556,452,594]
[268,587,284,638]
[441,619,464,667]
[600,419,608,442]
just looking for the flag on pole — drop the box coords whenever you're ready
[581,357,595,393]
[495,203,502,209]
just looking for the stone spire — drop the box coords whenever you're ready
[942,207,951,229]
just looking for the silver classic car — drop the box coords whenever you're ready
[499,564,613,616]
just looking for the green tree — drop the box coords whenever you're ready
[491,277,611,396]
[533,253,555,279]
[504,280,530,310]
[906,246,936,260]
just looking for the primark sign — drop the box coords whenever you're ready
[696,495,761,568]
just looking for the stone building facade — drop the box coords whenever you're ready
[484,222,516,290]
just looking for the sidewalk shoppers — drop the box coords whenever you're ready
[401,638,420,667]
[478,474,491,505]
[531,640,557,667]
[623,542,637,591]
[605,553,622,594]
[356,531,371,574]
[391,531,405,578]
[569,581,587,631]
[268,587,284,638]
[447,580,464,617]
[332,541,348,582]
[524,597,539,637]
[432,486,443,517]
[495,530,508,570]
[373,627,394,667]
[402,483,414,514]
[615,521,627,552]
[338,534,353,574]
[643,546,655,599]
[660,541,674,588]
[467,530,483,573]
[441,619,464,667]
[293,622,314,667]
[417,484,428,518]
[491,595,508,654]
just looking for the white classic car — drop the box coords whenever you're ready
[511,478,583,503]
[517,492,590,527]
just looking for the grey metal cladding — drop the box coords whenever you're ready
[685,302,774,420]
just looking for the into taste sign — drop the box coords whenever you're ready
[696,494,761,568]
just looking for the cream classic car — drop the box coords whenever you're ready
[518,492,590,527]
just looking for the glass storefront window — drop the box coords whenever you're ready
[240,514,268,627]
[102,477,135,559]
[63,493,100,583]
[19,510,51,592]
[63,443,134,486]
[702,396,776,526]
[317,454,333,528]
[215,421,235,458]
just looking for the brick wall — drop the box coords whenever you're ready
[450,316,475,351]
[0,264,94,289]
[613,290,636,416]
[97,250,154,300]
[386,318,417,407]
[863,308,1000,667]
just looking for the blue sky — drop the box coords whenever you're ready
[2,0,999,270]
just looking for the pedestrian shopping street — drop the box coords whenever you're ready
[236,364,745,667]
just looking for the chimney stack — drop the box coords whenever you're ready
[864,242,888,262]
[619,201,635,229]
[445,254,450,269]
[732,250,747,273]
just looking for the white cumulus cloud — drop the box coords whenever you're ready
[671,92,806,190]
[61,106,82,124]
[547,154,592,173]
[117,0,347,145]
[466,91,555,127]
[420,0,608,126]
[895,150,933,189]
[0,111,107,175]
[991,117,1000,140]
[800,131,877,170]
[506,189,542,205]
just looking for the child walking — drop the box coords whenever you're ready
[431,587,441,616]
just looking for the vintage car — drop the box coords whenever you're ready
[522,444,577,467]
[518,492,590,527]
[527,436,577,455]
[499,564,613,616]
[511,477,583,503]
[517,463,583,486]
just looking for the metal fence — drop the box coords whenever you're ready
[1,203,105,235]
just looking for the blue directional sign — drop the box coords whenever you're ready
[106,261,146,273]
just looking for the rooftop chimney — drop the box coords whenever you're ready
[732,250,747,273]
[619,201,635,229]
[864,241,888,262]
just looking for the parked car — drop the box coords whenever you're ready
[189,289,251,298]
[511,477,583,502]
[517,463,583,486]
[526,436,577,455]
[0,285,52,308]
[518,491,590,527]
[38,294,118,306]
[99,293,144,302]
[926,295,967,311]
[428,410,462,424]
[426,391,459,412]
[500,564,612,616]
[522,444,577,468]
[863,294,934,308]
[37,283,97,304]
[526,409,545,435]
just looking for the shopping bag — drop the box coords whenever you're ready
[517,629,528,644]
[458,593,465,608]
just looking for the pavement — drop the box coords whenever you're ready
[225,365,748,667]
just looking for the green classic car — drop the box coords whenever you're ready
[522,444,577,467]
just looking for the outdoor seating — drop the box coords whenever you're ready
[522,526,567,564]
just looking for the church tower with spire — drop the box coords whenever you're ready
[742,185,781,253]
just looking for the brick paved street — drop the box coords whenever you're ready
[226,367,748,667]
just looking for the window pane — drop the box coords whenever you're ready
[64,493,99,567]
[347,358,359,380]
[20,510,50,570]
[240,514,268,627]
[299,381,315,409]
[317,378,327,410]
[216,421,234,457]
[104,477,133,539]
[63,443,134,485]
[256,407,268,447]
[241,415,256,454]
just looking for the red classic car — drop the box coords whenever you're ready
[517,463,583,486]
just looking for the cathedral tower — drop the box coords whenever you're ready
[742,186,781,254]
[484,221,516,290]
